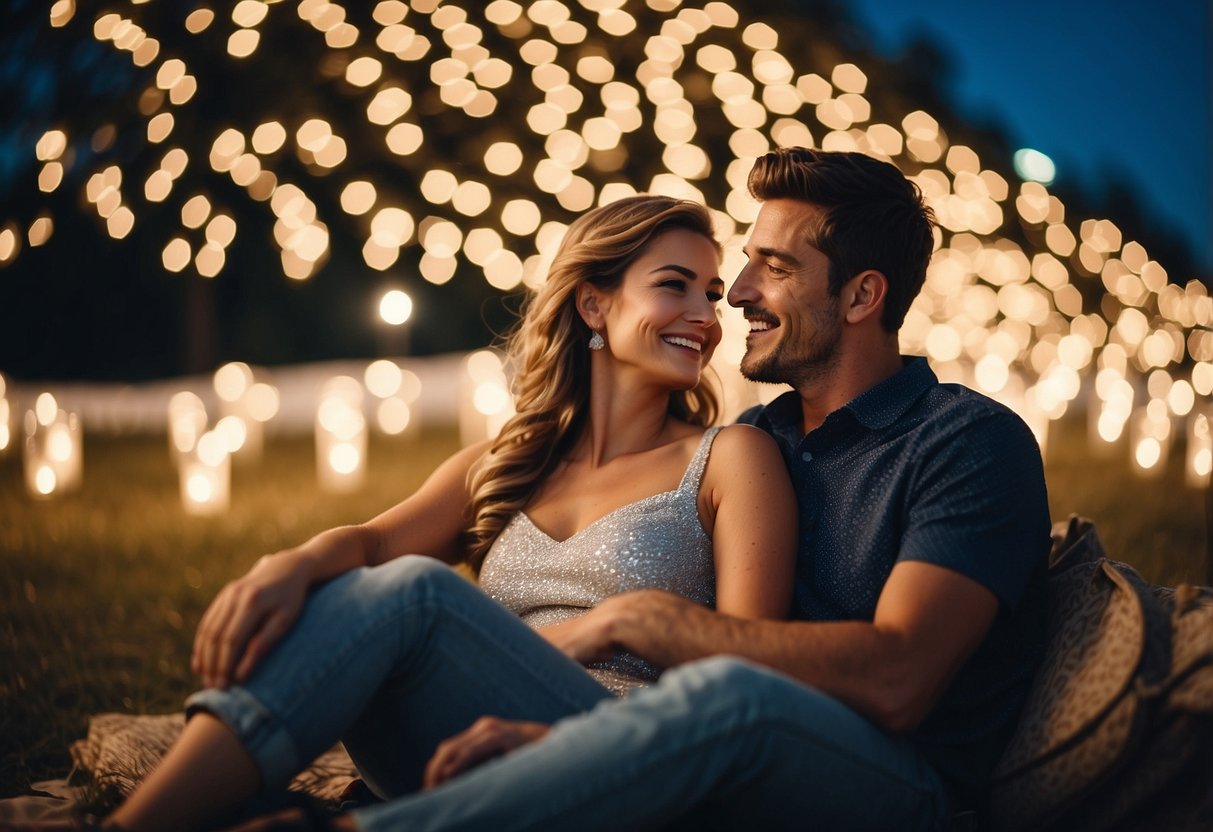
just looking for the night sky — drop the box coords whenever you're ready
[844,0,1212,276]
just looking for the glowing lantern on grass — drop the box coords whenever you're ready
[168,390,209,463]
[1186,412,1213,488]
[23,392,82,498]
[180,429,231,515]
[364,359,423,437]
[1130,402,1172,478]
[0,372,11,456]
[459,350,514,446]
[316,376,366,492]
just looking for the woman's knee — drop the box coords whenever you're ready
[309,556,462,622]
[365,554,463,598]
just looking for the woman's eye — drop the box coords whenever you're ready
[659,279,686,291]
[706,290,723,303]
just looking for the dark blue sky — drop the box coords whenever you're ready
[844,0,1212,276]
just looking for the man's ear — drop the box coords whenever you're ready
[576,284,607,331]
[843,269,888,325]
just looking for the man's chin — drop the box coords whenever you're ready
[739,356,786,385]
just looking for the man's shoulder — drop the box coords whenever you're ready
[913,381,1035,437]
[878,382,1045,490]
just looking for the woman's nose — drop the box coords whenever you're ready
[685,293,716,324]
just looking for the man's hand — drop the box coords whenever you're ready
[192,553,310,689]
[535,603,621,664]
[423,717,551,789]
[539,591,724,669]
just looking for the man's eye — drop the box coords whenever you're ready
[767,264,790,277]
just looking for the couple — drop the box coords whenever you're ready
[96,148,1051,831]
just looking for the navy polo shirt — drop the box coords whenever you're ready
[738,356,1051,807]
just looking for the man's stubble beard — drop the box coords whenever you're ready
[739,301,843,390]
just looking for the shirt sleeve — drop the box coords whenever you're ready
[897,406,1052,611]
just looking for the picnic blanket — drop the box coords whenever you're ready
[0,713,358,822]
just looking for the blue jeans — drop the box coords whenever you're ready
[187,556,613,796]
[188,556,951,831]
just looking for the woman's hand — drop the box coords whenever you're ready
[191,553,310,689]
[423,716,551,789]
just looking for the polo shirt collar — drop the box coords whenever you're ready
[754,356,938,439]
[841,355,937,430]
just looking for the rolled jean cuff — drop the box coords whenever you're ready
[186,685,302,790]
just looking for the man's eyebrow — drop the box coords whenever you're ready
[742,243,804,268]
[755,246,803,267]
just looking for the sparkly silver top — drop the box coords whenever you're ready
[480,427,722,695]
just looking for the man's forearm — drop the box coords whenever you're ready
[605,590,925,732]
[605,590,747,667]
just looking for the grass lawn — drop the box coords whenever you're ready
[1,415,1209,796]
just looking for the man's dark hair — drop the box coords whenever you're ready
[747,147,936,333]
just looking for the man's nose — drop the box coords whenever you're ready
[727,262,758,308]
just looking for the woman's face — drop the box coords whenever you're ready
[590,228,724,391]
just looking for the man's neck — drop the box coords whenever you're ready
[796,343,904,434]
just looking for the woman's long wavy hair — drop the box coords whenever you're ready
[463,195,721,569]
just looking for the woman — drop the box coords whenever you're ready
[100,196,797,832]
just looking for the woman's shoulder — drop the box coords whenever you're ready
[700,423,785,479]
[708,423,781,456]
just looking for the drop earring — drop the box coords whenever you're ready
[588,331,605,351]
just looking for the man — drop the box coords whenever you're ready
[339,147,1051,830]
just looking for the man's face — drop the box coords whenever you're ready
[727,199,844,388]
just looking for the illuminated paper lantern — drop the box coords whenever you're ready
[458,351,514,446]
[0,371,10,456]
[365,360,423,437]
[1130,403,1172,479]
[214,362,277,462]
[23,393,82,498]
[316,376,366,492]
[180,429,230,515]
[0,396,11,457]
[168,390,209,464]
[1185,411,1213,488]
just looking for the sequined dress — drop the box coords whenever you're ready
[479,427,721,695]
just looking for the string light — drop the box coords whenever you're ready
[0,1,1204,474]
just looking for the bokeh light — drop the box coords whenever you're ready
[379,289,413,325]
[0,0,1203,481]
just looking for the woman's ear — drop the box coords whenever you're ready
[576,284,606,331]
[842,269,888,325]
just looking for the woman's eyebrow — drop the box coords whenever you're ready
[649,264,697,278]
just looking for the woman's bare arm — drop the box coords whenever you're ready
[701,424,797,619]
[192,440,492,688]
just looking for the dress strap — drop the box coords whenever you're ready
[676,426,724,496]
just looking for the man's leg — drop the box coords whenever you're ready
[114,556,612,830]
[351,656,951,832]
